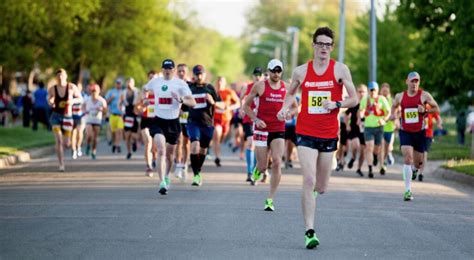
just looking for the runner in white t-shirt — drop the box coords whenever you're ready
[143,59,196,195]
[83,83,107,159]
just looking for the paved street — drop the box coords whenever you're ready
[0,141,473,259]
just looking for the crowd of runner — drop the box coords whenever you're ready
[46,26,440,249]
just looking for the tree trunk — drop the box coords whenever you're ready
[471,130,474,159]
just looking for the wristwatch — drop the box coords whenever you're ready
[336,101,341,108]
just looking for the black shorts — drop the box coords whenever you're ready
[296,134,338,152]
[181,123,189,138]
[72,115,84,128]
[140,117,154,130]
[339,122,348,145]
[399,129,426,153]
[149,117,181,145]
[268,132,285,146]
[285,125,297,144]
[231,113,243,128]
[124,115,139,133]
[243,123,253,139]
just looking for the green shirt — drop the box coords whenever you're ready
[383,96,396,132]
[360,95,390,128]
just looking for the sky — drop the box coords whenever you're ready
[186,0,397,37]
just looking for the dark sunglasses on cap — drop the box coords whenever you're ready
[269,68,282,74]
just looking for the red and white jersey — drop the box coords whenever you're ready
[243,82,257,124]
[255,80,286,132]
[142,92,155,118]
[400,89,425,132]
[296,59,343,139]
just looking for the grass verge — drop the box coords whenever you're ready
[443,160,474,176]
[0,126,54,157]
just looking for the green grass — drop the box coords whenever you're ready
[393,117,472,160]
[443,160,474,176]
[0,126,54,157]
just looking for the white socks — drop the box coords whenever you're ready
[403,164,412,192]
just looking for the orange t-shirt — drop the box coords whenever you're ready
[214,88,238,123]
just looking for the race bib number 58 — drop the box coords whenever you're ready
[404,108,419,124]
[308,91,331,114]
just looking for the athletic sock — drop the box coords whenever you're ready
[190,154,200,176]
[403,164,412,192]
[198,153,206,171]
[245,149,253,174]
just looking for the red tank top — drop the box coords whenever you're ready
[296,59,343,139]
[243,82,256,124]
[255,80,286,132]
[142,92,155,118]
[400,89,424,132]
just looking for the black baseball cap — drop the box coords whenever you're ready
[162,59,175,69]
[193,65,205,75]
[253,67,263,76]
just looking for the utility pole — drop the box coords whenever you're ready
[369,0,377,82]
[338,0,346,63]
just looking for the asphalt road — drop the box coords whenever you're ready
[0,141,473,259]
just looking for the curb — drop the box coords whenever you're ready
[431,166,474,187]
[0,145,55,168]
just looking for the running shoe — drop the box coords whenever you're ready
[146,168,153,177]
[192,174,202,186]
[174,164,182,178]
[304,230,320,249]
[368,172,374,178]
[91,153,96,160]
[112,146,116,153]
[261,171,269,183]
[85,144,90,156]
[77,148,83,157]
[264,198,274,211]
[246,173,252,182]
[356,169,364,177]
[158,181,168,195]
[387,153,395,165]
[347,158,355,169]
[403,191,413,201]
[126,153,132,160]
[251,168,261,183]
[58,165,65,172]
[152,160,156,169]
[214,157,221,167]
[412,168,418,180]
[335,162,344,172]
[72,151,78,160]
[132,142,137,152]
[380,166,386,175]
[418,173,424,182]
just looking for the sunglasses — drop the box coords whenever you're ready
[269,68,282,74]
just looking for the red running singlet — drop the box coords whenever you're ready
[296,59,343,139]
[400,89,424,132]
[255,80,286,132]
[242,82,256,124]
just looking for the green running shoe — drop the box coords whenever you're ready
[403,191,413,201]
[192,174,202,186]
[158,181,168,195]
[305,231,320,249]
[164,176,171,189]
[252,168,261,182]
[264,198,274,211]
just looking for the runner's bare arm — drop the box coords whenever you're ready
[390,93,402,120]
[47,86,55,107]
[278,65,304,120]
[228,91,241,111]
[421,91,440,114]
[335,63,358,109]
[243,81,264,122]
[181,95,196,107]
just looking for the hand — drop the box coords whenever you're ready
[206,93,215,104]
[378,118,386,125]
[277,108,287,121]
[171,91,181,103]
[346,125,351,132]
[238,109,246,118]
[418,104,426,113]
[389,115,396,121]
[323,100,337,111]
[255,118,267,129]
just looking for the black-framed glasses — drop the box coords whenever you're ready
[315,42,333,48]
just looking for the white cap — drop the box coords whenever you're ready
[267,59,283,70]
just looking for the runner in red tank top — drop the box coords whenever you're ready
[243,59,297,212]
[239,67,264,181]
[277,27,358,249]
[419,104,443,182]
[390,71,440,201]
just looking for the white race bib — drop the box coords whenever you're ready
[404,108,419,124]
[193,93,207,109]
[179,111,189,124]
[124,116,134,128]
[308,91,331,114]
[253,130,268,147]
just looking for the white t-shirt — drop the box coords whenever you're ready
[144,77,191,119]
[84,96,107,125]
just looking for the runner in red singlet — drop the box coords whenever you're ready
[277,27,358,249]
[390,71,440,201]
[243,59,296,212]
[418,104,443,181]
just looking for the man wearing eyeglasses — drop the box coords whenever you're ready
[359,81,391,178]
[143,59,196,195]
[390,72,440,201]
[277,27,358,249]
[243,59,297,212]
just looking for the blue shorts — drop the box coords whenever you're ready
[399,129,426,153]
[186,122,214,149]
[364,126,383,145]
[383,131,394,143]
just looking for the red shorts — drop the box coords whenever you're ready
[214,118,230,137]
